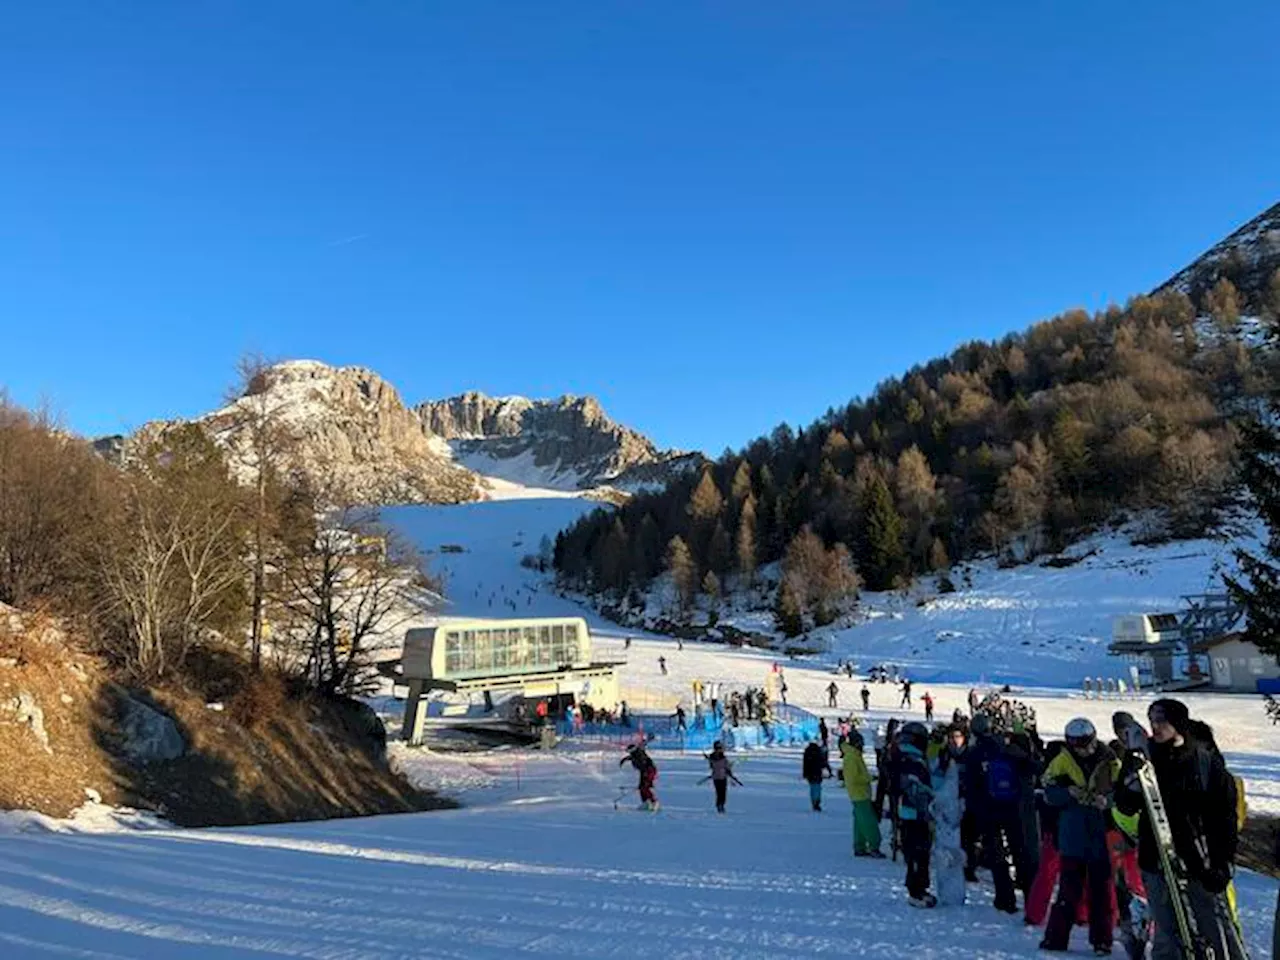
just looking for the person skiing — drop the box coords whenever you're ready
[819,717,830,752]
[620,743,659,811]
[900,678,913,708]
[1114,699,1245,960]
[827,681,839,708]
[840,730,882,857]
[802,740,833,811]
[931,727,967,905]
[658,655,667,676]
[965,713,1026,914]
[923,691,935,723]
[705,740,740,813]
[897,721,936,908]
[861,685,871,711]
[1039,718,1118,956]
[672,705,687,734]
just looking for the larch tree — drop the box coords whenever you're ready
[735,494,758,586]
[664,535,696,617]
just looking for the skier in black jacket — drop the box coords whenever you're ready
[802,740,834,811]
[1114,698,1244,960]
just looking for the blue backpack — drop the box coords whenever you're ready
[985,756,1019,803]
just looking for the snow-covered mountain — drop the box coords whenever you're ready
[1157,200,1280,311]
[417,391,703,494]
[96,361,699,505]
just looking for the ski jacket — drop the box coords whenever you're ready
[930,756,963,828]
[708,751,732,782]
[840,742,873,801]
[965,734,1025,815]
[897,743,934,822]
[1044,743,1118,862]
[1115,736,1238,890]
[802,743,831,783]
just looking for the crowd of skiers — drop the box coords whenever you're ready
[845,697,1247,958]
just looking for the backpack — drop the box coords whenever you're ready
[984,756,1019,803]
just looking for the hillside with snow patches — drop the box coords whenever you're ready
[2,495,1278,957]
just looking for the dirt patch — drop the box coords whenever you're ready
[0,607,453,826]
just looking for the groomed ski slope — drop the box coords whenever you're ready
[1,500,1276,957]
[3,745,1275,958]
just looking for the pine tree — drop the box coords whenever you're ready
[858,474,906,591]
[708,520,732,575]
[729,460,753,503]
[688,468,725,522]
[1203,276,1241,333]
[1226,331,1280,655]
[702,570,721,604]
[1049,408,1089,498]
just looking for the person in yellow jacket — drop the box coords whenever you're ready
[841,730,884,857]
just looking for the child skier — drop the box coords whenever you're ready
[897,721,936,908]
[620,743,659,811]
[840,731,883,857]
[802,740,833,811]
[706,740,740,813]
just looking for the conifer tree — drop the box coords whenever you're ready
[729,460,753,504]
[774,577,803,637]
[736,495,758,585]
[1226,323,1280,655]
[858,474,906,591]
[664,535,696,617]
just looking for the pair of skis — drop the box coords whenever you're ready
[1126,729,1248,960]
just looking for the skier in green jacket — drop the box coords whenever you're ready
[841,731,883,857]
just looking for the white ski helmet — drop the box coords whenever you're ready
[1064,717,1097,748]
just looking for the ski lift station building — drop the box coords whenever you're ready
[399,616,621,743]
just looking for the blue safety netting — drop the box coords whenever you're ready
[556,703,820,752]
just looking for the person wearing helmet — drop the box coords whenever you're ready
[897,721,936,907]
[840,730,882,857]
[965,711,1029,914]
[1039,718,1119,955]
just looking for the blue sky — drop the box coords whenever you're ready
[2,3,1277,454]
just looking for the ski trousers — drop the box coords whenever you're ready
[638,770,657,805]
[713,778,727,811]
[980,810,1025,912]
[1144,870,1247,960]
[852,799,880,854]
[1025,836,1094,927]
[809,782,823,809]
[901,819,932,899]
[1043,857,1114,951]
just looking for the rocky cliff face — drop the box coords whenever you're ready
[98,362,699,504]
[1156,200,1280,312]
[416,391,701,492]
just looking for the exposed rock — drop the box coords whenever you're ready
[3,691,52,753]
[1156,200,1280,312]
[417,391,703,492]
[117,694,185,764]
[95,362,702,504]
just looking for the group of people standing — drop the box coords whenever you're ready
[844,697,1245,958]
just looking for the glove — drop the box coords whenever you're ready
[1201,862,1231,895]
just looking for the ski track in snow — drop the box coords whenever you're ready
[2,499,1277,958]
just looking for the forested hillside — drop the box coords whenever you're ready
[556,279,1280,633]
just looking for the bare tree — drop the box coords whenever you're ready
[94,427,247,682]
[274,502,427,697]
[223,354,296,670]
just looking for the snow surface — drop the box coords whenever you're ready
[4,499,1278,958]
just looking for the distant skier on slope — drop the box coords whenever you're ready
[827,681,839,708]
[861,685,871,711]
[900,678,913,708]
[620,743,659,811]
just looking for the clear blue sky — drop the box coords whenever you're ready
[2,3,1277,454]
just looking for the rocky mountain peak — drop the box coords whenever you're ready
[1156,200,1280,312]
